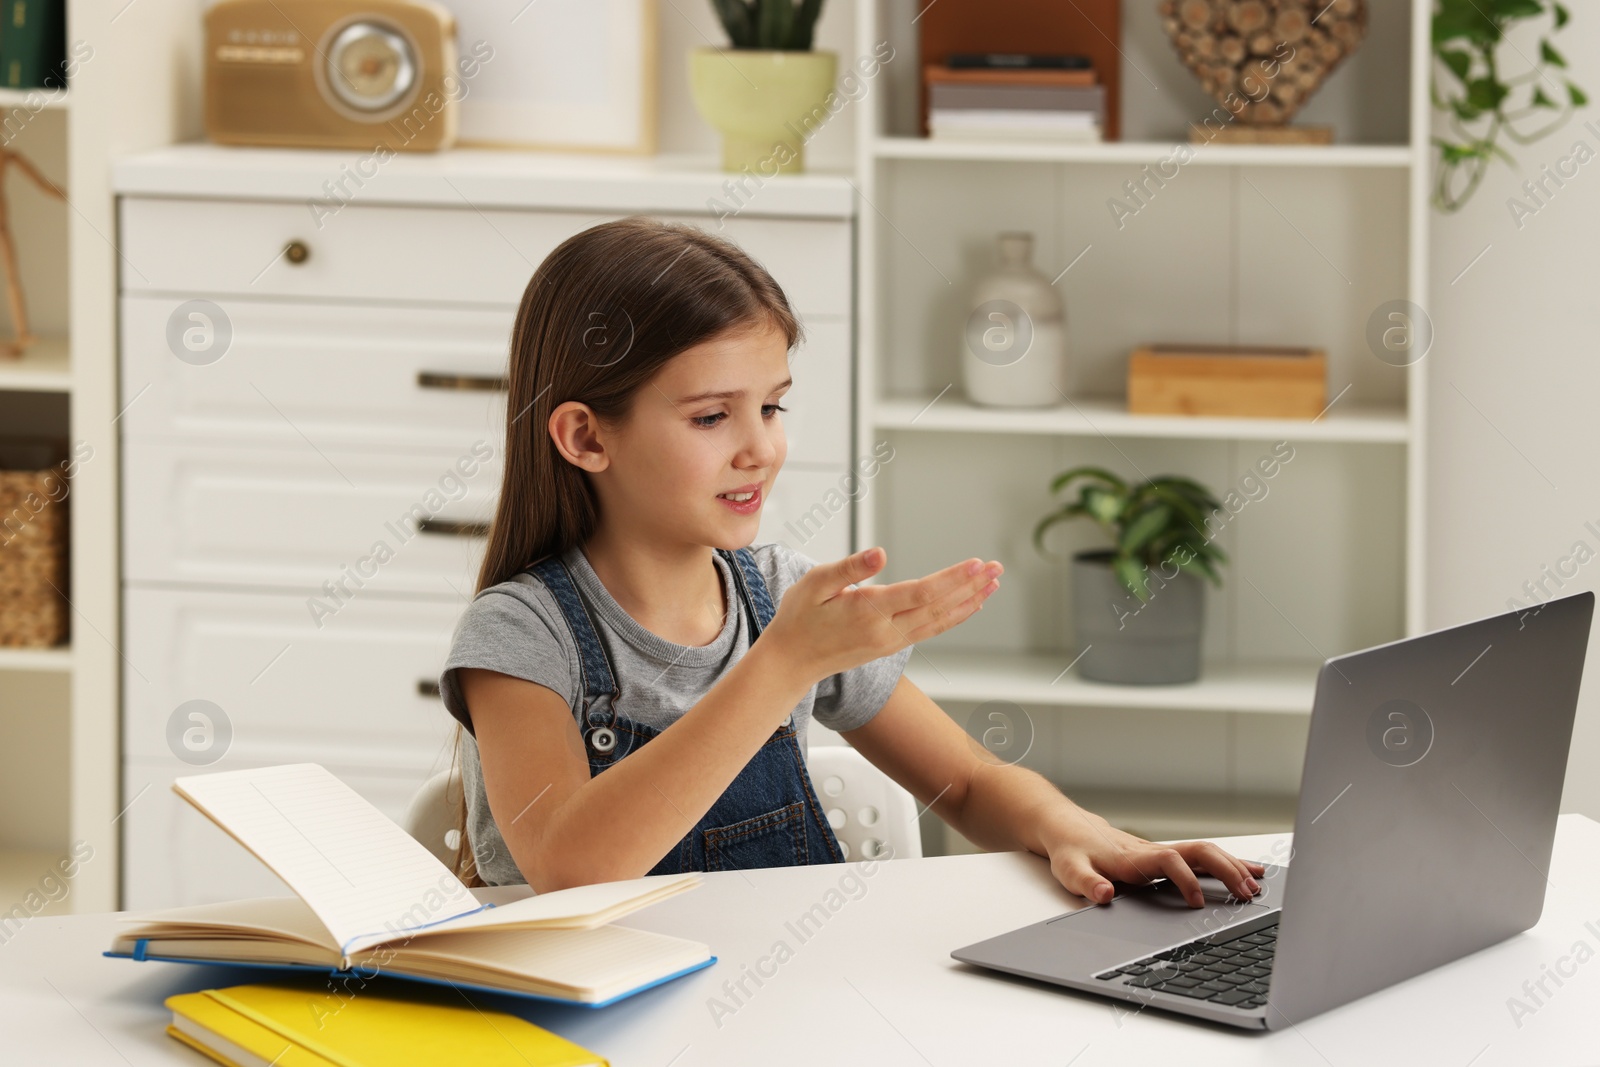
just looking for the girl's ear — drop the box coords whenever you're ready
[548,401,611,473]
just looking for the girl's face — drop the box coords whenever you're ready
[598,317,792,551]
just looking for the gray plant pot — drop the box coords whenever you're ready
[1070,550,1203,685]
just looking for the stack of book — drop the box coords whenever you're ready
[925,56,1105,144]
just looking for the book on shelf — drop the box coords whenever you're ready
[928,112,1103,143]
[0,0,67,90]
[945,52,1093,71]
[105,763,714,1008]
[924,63,1105,143]
[930,83,1105,117]
[166,979,608,1067]
[924,65,1099,88]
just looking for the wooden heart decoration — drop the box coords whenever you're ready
[1156,0,1368,126]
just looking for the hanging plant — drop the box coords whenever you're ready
[1432,0,1587,212]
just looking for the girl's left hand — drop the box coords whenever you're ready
[1042,810,1266,908]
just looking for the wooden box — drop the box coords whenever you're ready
[1127,344,1327,419]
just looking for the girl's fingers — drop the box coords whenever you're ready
[1057,840,1270,912]
[1146,847,1206,907]
[886,564,1002,636]
[1179,841,1251,889]
[866,557,977,614]
[900,579,998,643]
[1053,856,1115,905]
[872,557,1001,618]
[1175,841,1258,900]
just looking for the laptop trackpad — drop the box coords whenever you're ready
[1045,874,1277,956]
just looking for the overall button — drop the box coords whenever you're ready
[588,726,617,753]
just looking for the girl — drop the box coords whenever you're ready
[438,216,1265,907]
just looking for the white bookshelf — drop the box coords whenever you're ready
[0,1,198,913]
[0,335,72,392]
[942,788,1302,852]
[875,393,1410,443]
[907,651,1318,716]
[0,87,68,111]
[874,136,1414,169]
[851,0,1431,836]
[0,647,74,672]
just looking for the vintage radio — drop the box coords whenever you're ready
[204,0,459,152]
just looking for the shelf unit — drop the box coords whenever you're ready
[875,393,1410,443]
[0,87,68,111]
[873,135,1414,169]
[0,336,72,392]
[941,788,1303,850]
[851,0,1430,839]
[906,651,1317,716]
[0,647,74,672]
[0,2,198,913]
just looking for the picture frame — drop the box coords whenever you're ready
[448,0,658,153]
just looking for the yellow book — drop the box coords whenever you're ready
[166,979,607,1067]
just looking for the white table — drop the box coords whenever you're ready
[4,818,1599,1065]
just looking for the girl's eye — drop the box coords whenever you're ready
[691,404,786,429]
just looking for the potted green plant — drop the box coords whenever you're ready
[691,0,836,174]
[1033,467,1226,685]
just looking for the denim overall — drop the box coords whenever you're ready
[524,547,844,874]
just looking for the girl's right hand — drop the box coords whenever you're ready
[763,547,1002,686]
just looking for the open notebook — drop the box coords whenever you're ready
[106,764,714,1007]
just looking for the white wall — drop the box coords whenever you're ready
[1428,19,1600,818]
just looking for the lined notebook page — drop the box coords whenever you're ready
[173,764,480,960]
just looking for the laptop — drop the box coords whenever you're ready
[951,591,1593,1030]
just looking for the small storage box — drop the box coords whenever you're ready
[0,439,71,648]
[1128,343,1327,419]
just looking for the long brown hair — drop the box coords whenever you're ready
[448,215,804,885]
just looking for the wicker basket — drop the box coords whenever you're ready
[0,439,70,648]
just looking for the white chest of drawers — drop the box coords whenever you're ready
[113,145,857,908]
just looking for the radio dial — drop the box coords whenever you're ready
[326,20,416,112]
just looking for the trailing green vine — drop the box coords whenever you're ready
[1433,0,1587,212]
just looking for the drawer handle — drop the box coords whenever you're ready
[417,371,508,392]
[284,240,310,265]
[418,517,490,538]
[418,679,442,699]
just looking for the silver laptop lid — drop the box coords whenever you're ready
[1267,591,1592,1028]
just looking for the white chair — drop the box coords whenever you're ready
[403,768,461,868]
[401,745,923,867]
[807,744,922,861]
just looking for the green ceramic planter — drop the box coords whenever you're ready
[689,47,838,174]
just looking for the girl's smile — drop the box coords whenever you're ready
[715,484,763,514]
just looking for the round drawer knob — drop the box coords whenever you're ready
[284,240,311,265]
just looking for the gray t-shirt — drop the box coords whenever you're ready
[438,540,912,885]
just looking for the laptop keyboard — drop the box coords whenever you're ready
[1094,919,1278,1010]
